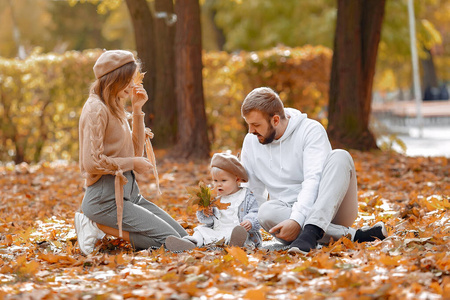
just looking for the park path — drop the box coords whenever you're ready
[394,127,450,157]
[372,100,450,157]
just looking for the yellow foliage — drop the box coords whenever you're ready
[225,246,249,266]
[0,45,332,162]
[133,70,145,86]
[203,45,332,151]
[186,182,230,214]
[0,49,102,162]
[243,286,268,300]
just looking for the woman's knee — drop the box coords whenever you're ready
[80,201,97,221]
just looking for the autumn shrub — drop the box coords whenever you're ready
[0,49,101,163]
[203,45,332,151]
[0,46,332,163]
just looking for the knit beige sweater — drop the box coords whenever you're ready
[79,94,145,236]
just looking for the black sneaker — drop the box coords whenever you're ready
[288,224,324,254]
[354,221,388,242]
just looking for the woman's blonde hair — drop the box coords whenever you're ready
[241,87,286,121]
[90,61,138,122]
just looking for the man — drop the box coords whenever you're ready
[240,87,387,254]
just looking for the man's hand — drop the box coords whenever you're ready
[269,219,301,242]
[240,220,252,231]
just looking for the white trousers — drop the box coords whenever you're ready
[258,149,358,244]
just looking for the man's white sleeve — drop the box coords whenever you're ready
[241,136,268,206]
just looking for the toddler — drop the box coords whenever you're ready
[165,153,262,251]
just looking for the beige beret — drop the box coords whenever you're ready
[93,50,136,79]
[210,153,248,183]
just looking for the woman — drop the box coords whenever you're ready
[75,50,187,255]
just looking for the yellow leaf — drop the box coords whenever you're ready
[213,197,231,210]
[243,286,268,300]
[115,254,126,266]
[341,236,356,250]
[19,260,40,276]
[1,234,13,246]
[225,246,248,266]
[38,253,59,264]
[162,272,177,281]
[181,281,199,297]
[133,71,145,85]
[186,182,230,214]
[379,253,401,267]
[187,182,213,209]
[15,255,27,266]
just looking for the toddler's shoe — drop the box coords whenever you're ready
[74,212,105,255]
[229,225,248,247]
[165,236,196,252]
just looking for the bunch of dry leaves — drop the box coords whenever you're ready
[0,150,448,299]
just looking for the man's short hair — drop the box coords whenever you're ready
[241,87,286,120]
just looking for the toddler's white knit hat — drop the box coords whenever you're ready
[210,153,248,182]
[93,50,135,79]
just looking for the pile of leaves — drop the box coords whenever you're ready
[0,150,449,299]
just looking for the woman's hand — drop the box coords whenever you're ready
[131,84,148,114]
[133,157,153,174]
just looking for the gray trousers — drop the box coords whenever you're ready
[81,171,187,250]
[258,149,358,244]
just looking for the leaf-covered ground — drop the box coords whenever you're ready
[0,151,449,299]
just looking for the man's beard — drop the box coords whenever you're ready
[256,125,276,145]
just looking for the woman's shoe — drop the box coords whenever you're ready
[74,212,105,255]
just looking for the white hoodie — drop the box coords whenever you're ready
[241,108,332,228]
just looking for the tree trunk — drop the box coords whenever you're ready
[172,0,210,160]
[14,140,25,164]
[327,0,386,150]
[125,0,155,128]
[153,0,177,148]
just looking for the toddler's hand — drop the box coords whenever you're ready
[203,207,214,217]
[240,220,252,231]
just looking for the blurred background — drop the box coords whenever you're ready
[0,0,449,163]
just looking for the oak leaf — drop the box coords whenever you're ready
[133,70,146,86]
[186,182,230,214]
